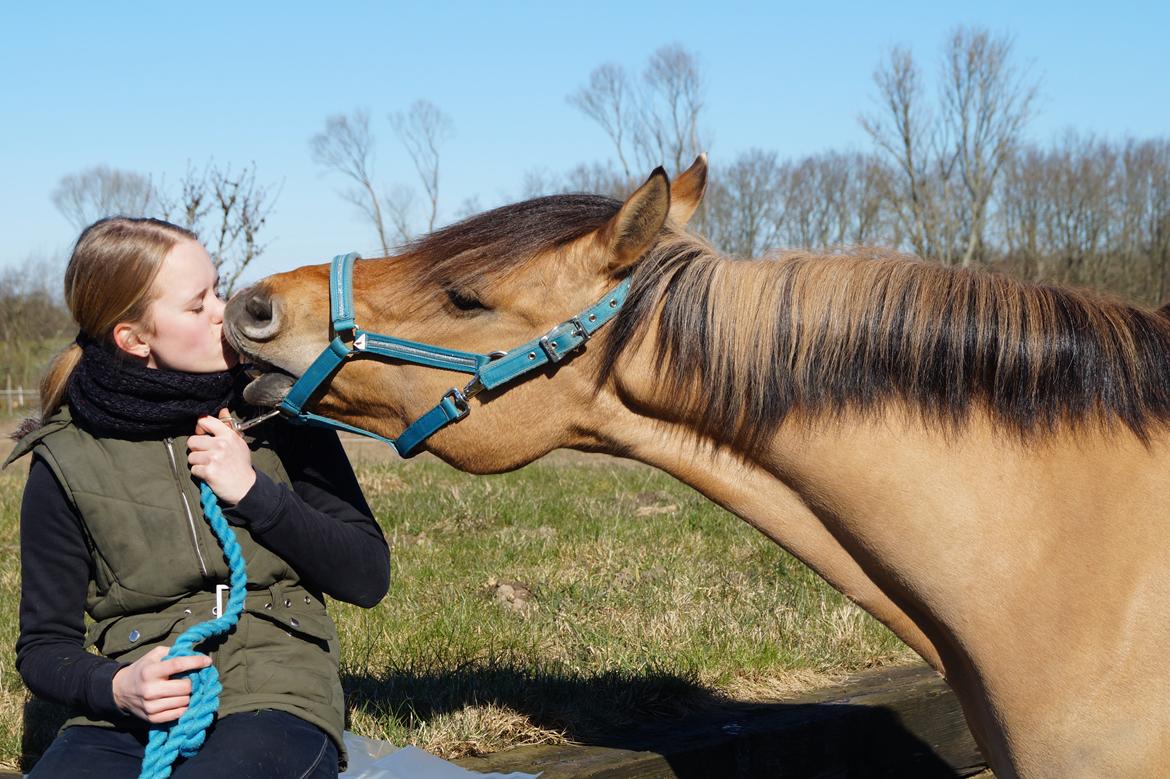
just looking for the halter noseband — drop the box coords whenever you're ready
[274,253,631,457]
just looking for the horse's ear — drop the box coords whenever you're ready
[668,153,708,227]
[598,167,670,274]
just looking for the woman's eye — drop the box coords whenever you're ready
[192,305,205,314]
[446,288,486,312]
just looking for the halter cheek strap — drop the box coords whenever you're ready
[276,253,631,457]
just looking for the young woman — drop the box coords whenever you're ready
[10,217,390,777]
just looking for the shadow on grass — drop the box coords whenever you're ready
[343,665,985,778]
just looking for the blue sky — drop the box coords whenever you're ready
[2,1,1166,285]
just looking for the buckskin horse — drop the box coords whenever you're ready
[224,156,1170,778]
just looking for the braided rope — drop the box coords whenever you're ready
[138,482,247,779]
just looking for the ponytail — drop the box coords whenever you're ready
[39,340,83,420]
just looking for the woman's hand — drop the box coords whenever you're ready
[188,408,256,504]
[111,646,213,723]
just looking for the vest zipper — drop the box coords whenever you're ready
[164,437,209,579]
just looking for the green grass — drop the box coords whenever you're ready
[0,454,912,767]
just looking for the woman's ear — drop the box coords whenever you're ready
[112,322,150,359]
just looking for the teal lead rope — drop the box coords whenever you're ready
[138,482,247,779]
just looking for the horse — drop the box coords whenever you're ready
[223,156,1170,778]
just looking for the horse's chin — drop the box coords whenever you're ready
[242,371,296,407]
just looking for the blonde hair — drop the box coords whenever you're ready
[40,217,198,418]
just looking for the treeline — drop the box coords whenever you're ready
[0,258,74,393]
[689,135,1170,306]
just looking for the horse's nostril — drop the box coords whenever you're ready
[246,291,273,323]
[229,287,281,342]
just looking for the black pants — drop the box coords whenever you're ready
[28,709,339,778]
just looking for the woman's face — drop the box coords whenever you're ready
[134,240,239,373]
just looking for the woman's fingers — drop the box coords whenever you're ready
[196,413,234,438]
[150,677,195,698]
[144,652,212,681]
[187,434,213,450]
[143,695,194,716]
[147,705,189,724]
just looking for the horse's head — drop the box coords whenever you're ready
[224,156,708,471]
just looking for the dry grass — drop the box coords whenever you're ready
[0,447,913,769]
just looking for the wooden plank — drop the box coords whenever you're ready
[455,663,992,778]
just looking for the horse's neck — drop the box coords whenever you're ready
[585,393,946,670]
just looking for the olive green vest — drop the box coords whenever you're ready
[8,407,347,767]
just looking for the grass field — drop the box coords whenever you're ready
[0,445,913,769]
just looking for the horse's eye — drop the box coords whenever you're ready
[445,287,487,313]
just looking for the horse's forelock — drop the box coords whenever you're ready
[400,194,622,292]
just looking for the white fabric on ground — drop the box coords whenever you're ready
[341,732,540,779]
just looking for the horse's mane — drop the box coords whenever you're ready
[399,193,1170,451]
[600,233,1170,451]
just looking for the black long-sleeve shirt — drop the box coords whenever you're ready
[15,425,389,721]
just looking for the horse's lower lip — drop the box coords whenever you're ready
[242,370,296,407]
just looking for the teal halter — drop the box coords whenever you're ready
[276,252,631,457]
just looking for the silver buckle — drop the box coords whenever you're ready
[539,318,589,364]
[443,388,471,420]
[568,316,589,341]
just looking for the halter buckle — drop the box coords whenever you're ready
[568,316,589,341]
[538,317,590,364]
[442,388,472,420]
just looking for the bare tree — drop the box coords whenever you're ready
[637,44,707,175]
[310,110,391,256]
[562,162,629,199]
[860,46,938,260]
[702,149,783,258]
[568,63,636,178]
[51,166,156,230]
[570,44,707,179]
[382,184,416,245]
[771,151,898,252]
[862,27,1035,266]
[158,161,213,233]
[1127,139,1170,303]
[158,162,279,294]
[515,162,628,200]
[999,145,1048,281]
[940,28,1037,266]
[389,99,453,233]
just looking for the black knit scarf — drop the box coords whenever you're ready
[67,336,238,439]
